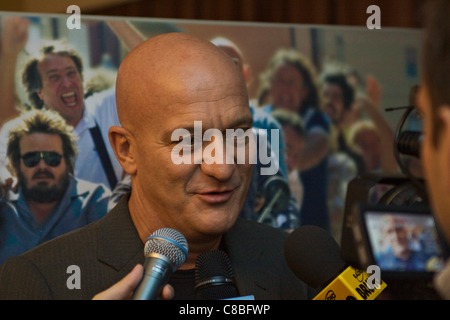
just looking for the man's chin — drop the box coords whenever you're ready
[196,208,240,235]
[34,180,52,186]
[56,101,84,124]
[21,177,70,204]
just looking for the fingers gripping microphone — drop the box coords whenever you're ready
[284,225,386,300]
[195,250,239,300]
[132,228,188,300]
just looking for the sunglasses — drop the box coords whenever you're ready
[21,151,63,168]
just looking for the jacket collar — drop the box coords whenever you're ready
[224,219,284,300]
[96,192,144,271]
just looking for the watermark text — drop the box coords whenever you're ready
[171,122,280,176]
[66,5,81,30]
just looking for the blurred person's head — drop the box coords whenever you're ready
[210,37,252,88]
[382,215,411,261]
[322,73,355,126]
[263,48,320,113]
[348,120,381,171]
[22,42,85,127]
[271,109,305,172]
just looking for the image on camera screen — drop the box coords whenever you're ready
[363,211,445,272]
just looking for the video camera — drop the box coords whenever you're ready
[340,86,449,299]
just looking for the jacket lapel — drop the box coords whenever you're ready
[96,192,145,271]
[224,219,283,300]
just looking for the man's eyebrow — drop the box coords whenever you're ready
[230,115,253,129]
[164,116,253,139]
[163,124,197,142]
[168,124,197,134]
[45,66,77,76]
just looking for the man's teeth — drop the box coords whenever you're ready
[61,92,77,106]
[61,92,75,98]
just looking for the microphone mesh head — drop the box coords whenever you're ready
[144,228,188,270]
[195,250,238,300]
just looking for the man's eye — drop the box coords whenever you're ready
[228,128,251,145]
[234,134,247,143]
[179,135,201,147]
[49,75,59,82]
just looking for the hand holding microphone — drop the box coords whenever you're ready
[92,264,174,300]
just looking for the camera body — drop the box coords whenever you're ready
[340,88,449,298]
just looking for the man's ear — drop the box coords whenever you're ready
[108,126,137,175]
[37,88,44,101]
[436,106,450,172]
[438,107,450,145]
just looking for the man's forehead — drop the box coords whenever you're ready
[20,133,63,149]
[155,99,252,137]
[167,110,252,130]
[116,33,248,125]
[273,63,302,81]
[38,54,77,73]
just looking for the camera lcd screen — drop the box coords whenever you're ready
[362,209,445,273]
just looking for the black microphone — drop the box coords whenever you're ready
[284,225,386,300]
[132,228,188,300]
[195,250,239,300]
[284,225,346,289]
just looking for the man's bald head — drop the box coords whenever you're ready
[115,32,248,131]
[109,32,253,248]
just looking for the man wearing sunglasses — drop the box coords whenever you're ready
[0,109,111,266]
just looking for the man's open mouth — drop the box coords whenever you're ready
[61,92,77,107]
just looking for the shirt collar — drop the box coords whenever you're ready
[74,107,96,135]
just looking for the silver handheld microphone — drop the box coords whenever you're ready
[132,228,188,300]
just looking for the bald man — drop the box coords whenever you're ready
[0,33,310,300]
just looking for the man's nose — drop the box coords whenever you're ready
[61,75,72,87]
[200,139,236,182]
[35,158,49,169]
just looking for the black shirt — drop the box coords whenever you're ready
[168,268,197,300]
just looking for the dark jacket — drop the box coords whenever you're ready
[0,192,310,300]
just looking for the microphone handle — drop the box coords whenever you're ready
[257,189,282,223]
[132,256,174,300]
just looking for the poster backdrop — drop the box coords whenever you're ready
[0,11,424,245]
